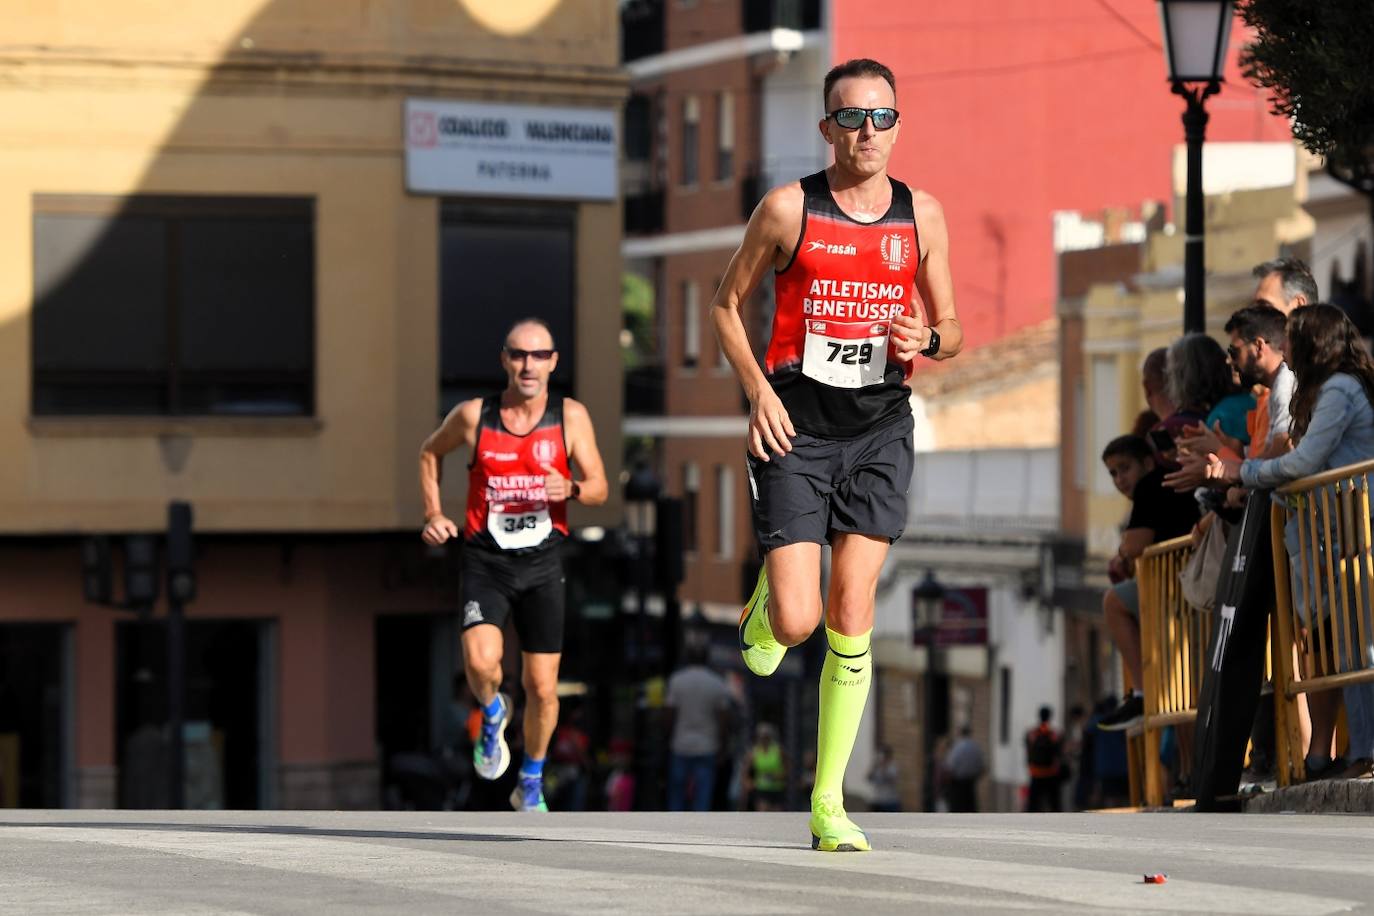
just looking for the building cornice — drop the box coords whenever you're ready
[0,48,628,102]
[626,28,820,81]
[622,225,747,258]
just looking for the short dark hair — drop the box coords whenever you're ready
[1101,434,1152,465]
[822,58,896,109]
[1225,303,1288,347]
[505,317,556,349]
[1253,257,1318,305]
[1038,705,1053,723]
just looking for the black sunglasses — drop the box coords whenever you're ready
[825,107,900,131]
[505,347,555,362]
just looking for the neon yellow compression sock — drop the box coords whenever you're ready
[813,626,872,803]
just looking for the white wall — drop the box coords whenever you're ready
[761,43,829,187]
[988,585,1064,791]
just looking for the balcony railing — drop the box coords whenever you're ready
[742,0,821,33]
[624,363,666,416]
[624,188,665,236]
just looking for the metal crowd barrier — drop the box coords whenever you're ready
[1136,535,1207,807]
[1271,458,1374,785]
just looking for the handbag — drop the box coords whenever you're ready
[1180,514,1227,610]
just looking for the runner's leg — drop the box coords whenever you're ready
[462,625,504,706]
[521,651,561,761]
[814,532,886,799]
[765,541,824,646]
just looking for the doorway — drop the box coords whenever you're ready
[116,619,274,809]
[0,623,70,807]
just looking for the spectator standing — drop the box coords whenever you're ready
[665,644,733,811]
[1167,333,1255,448]
[1201,305,1374,778]
[744,723,788,811]
[943,727,985,812]
[1252,257,1318,316]
[1024,706,1064,812]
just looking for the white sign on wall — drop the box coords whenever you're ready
[405,98,617,201]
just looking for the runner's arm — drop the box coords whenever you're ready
[895,192,962,362]
[710,186,802,461]
[559,398,608,506]
[418,398,480,541]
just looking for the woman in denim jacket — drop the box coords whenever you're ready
[1206,305,1374,779]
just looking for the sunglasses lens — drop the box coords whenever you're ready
[834,108,865,129]
[872,108,898,130]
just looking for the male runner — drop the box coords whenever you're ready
[419,318,608,811]
[712,58,962,850]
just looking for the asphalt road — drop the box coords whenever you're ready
[0,809,1370,914]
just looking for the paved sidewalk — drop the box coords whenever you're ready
[0,809,1370,914]
[1245,777,1374,814]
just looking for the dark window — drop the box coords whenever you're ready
[439,202,575,413]
[716,91,734,181]
[999,666,1012,745]
[682,463,700,552]
[625,94,653,162]
[31,196,314,416]
[681,97,700,186]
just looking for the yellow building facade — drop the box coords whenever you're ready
[0,1,624,808]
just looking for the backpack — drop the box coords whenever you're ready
[1028,728,1060,769]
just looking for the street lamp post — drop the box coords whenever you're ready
[911,570,945,813]
[623,463,660,809]
[1157,0,1233,334]
[623,464,661,677]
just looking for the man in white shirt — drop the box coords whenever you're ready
[665,644,734,811]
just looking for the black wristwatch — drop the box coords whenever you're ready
[920,327,941,358]
[570,480,582,501]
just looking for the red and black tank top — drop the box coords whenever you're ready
[768,171,922,438]
[464,395,571,554]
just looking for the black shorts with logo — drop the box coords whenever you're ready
[459,543,565,654]
[746,410,914,552]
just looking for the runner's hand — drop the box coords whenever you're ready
[749,387,795,461]
[422,514,458,545]
[543,464,572,502]
[892,313,928,362]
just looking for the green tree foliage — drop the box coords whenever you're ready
[621,271,655,368]
[1239,0,1374,197]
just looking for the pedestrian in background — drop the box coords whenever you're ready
[665,643,733,811]
[1024,706,1064,813]
[943,726,985,812]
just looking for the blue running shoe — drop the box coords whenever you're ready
[510,775,549,812]
[474,692,511,780]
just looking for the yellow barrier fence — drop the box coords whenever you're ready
[1137,535,1207,807]
[1272,458,1374,785]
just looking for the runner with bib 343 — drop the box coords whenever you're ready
[711,58,962,850]
[419,318,608,812]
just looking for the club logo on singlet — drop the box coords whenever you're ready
[532,438,558,466]
[880,233,911,271]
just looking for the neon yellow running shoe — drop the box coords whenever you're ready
[738,566,786,677]
[809,794,871,852]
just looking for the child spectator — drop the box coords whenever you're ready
[1098,435,1202,730]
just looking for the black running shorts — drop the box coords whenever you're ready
[459,544,565,654]
[746,410,914,552]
